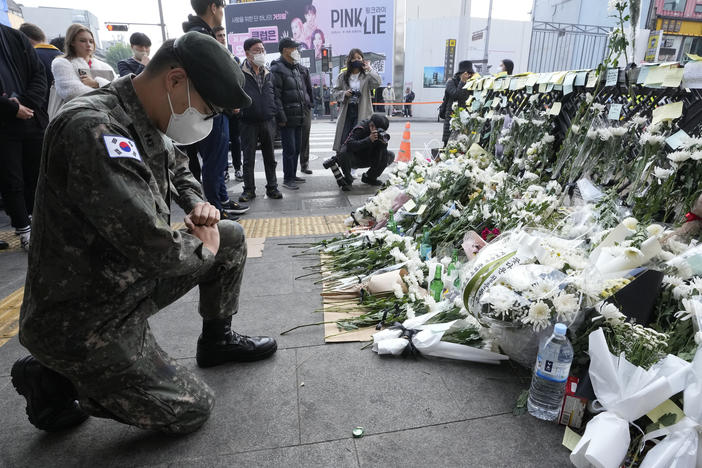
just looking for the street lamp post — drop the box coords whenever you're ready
[482,0,493,73]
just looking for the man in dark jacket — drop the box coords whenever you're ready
[403,87,415,117]
[0,23,47,251]
[270,37,307,190]
[238,38,282,202]
[336,114,394,187]
[182,0,249,218]
[117,32,151,77]
[298,62,314,174]
[18,23,61,108]
[441,60,473,147]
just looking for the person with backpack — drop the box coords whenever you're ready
[440,60,477,147]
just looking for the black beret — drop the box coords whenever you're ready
[278,37,299,53]
[457,60,473,74]
[174,31,251,110]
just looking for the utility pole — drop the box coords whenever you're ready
[482,0,493,73]
[157,0,166,42]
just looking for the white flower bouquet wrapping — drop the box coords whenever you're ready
[570,328,691,468]
[639,347,702,468]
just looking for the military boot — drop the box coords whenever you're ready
[11,356,89,431]
[196,317,277,368]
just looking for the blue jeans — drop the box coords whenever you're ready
[280,125,301,183]
[198,114,230,210]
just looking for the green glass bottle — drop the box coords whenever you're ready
[447,249,461,288]
[430,264,444,302]
[387,209,398,233]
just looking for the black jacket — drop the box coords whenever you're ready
[342,119,388,155]
[0,24,47,128]
[270,58,307,127]
[182,15,214,37]
[240,60,276,123]
[299,65,313,109]
[117,57,145,77]
[35,44,61,104]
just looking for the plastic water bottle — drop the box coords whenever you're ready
[527,323,573,421]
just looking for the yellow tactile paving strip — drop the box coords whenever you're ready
[0,214,349,254]
[0,214,349,346]
[0,288,23,346]
[0,230,20,252]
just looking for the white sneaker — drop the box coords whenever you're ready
[20,231,30,251]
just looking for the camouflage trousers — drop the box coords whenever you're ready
[31,220,247,434]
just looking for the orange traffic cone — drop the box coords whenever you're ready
[396,121,411,162]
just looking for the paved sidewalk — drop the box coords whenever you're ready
[0,121,571,467]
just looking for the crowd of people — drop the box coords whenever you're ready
[0,0,527,437]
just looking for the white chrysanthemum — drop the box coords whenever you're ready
[662,275,684,288]
[695,332,702,345]
[522,301,552,331]
[640,133,665,146]
[571,124,580,134]
[597,128,613,141]
[646,224,664,237]
[622,217,639,231]
[393,282,405,299]
[610,127,627,137]
[553,292,579,319]
[653,166,674,180]
[667,151,692,163]
[673,284,692,299]
[631,115,648,126]
[599,302,625,323]
[691,151,702,161]
[530,281,558,299]
[674,298,702,321]
[587,129,598,140]
[543,134,555,143]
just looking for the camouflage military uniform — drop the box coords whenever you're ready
[19,75,247,434]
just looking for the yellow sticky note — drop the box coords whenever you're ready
[525,74,539,87]
[562,427,582,452]
[551,71,567,84]
[403,199,417,212]
[652,101,683,124]
[548,102,562,116]
[646,399,685,424]
[494,71,508,78]
[645,66,668,86]
[687,53,702,61]
[515,77,527,90]
[662,68,684,88]
[417,204,427,215]
[484,77,494,90]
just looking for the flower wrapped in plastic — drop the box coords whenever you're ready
[462,230,588,366]
[371,307,508,364]
[570,328,691,468]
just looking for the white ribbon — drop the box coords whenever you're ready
[570,328,691,468]
[640,347,702,468]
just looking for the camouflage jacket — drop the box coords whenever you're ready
[20,75,213,359]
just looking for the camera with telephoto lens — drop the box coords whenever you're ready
[323,156,349,188]
[376,128,390,143]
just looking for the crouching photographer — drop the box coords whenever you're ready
[323,114,394,190]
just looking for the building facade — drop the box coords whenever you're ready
[647,0,702,61]
[20,6,103,49]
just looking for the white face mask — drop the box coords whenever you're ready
[291,49,301,63]
[252,53,266,67]
[133,48,147,60]
[165,80,213,145]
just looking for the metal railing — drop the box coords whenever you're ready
[527,21,612,73]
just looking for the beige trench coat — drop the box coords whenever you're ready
[332,68,382,152]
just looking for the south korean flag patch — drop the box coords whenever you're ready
[103,135,142,161]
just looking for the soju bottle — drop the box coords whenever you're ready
[419,227,432,260]
[447,249,461,288]
[387,210,398,233]
[430,264,444,302]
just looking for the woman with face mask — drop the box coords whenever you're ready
[332,48,381,154]
[51,24,116,102]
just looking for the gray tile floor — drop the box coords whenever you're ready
[0,121,573,467]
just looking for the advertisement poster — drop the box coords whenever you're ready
[225,0,394,83]
[423,66,445,88]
